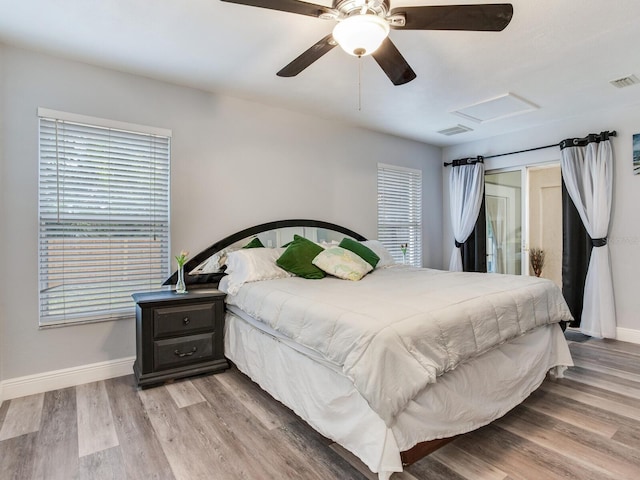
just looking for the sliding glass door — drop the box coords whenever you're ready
[485,170,522,275]
[484,164,562,284]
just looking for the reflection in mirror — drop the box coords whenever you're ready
[189,227,356,276]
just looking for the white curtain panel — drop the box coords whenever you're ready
[560,139,616,338]
[448,163,485,271]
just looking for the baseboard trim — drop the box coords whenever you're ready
[0,356,135,403]
[617,327,640,345]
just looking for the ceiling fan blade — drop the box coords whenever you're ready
[220,0,330,18]
[390,4,513,31]
[277,34,338,77]
[371,37,417,86]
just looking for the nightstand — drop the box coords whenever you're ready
[132,289,229,387]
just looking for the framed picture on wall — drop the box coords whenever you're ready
[634,133,640,174]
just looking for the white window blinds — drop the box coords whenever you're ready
[38,109,171,326]
[377,163,422,267]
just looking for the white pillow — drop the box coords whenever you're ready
[312,246,373,281]
[223,248,291,295]
[360,240,396,268]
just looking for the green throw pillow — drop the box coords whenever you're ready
[242,237,265,249]
[276,235,326,279]
[339,237,380,268]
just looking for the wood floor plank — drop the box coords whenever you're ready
[0,393,45,441]
[165,380,206,408]
[194,374,331,480]
[76,381,119,457]
[564,366,640,399]
[524,389,620,438]
[453,423,617,480]
[571,339,640,362]
[405,453,468,480]
[0,432,38,479]
[612,423,640,450]
[139,382,243,480]
[274,417,367,480]
[225,366,302,424]
[430,443,509,480]
[214,367,289,431]
[30,387,79,480]
[541,379,640,421]
[0,397,10,428]
[105,375,175,480]
[392,471,420,479]
[571,356,640,383]
[570,343,640,378]
[78,446,126,480]
[182,399,285,479]
[329,443,378,480]
[581,338,640,356]
[496,406,640,479]
[0,400,10,420]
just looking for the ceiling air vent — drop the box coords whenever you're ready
[437,124,473,136]
[610,74,640,88]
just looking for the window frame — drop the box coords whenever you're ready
[37,108,172,327]
[377,163,423,267]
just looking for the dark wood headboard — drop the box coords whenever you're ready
[163,219,367,288]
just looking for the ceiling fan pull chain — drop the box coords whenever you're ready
[358,56,362,112]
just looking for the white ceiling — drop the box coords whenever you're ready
[1,0,640,146]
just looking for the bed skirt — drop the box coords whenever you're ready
[224,313,573,479]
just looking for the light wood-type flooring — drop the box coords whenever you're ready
[1,331,639,480]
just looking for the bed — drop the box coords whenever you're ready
[168,219,574,479]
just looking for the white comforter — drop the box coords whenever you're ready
[225,266,573,426]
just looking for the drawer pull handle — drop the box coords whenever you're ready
[174,347,197,357]
[183,317,190,325]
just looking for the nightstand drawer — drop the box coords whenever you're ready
[153,302,216,338]
[153,333,215,371]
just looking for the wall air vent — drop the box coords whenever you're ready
[437,124,473,136]
[610,74,640,88]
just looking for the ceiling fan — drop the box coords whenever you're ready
[220,0,513,85]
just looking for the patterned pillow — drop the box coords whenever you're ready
[312,246,373,281]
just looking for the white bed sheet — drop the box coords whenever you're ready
[224,311,573,479]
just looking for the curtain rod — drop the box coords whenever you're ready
[443,130,617,167]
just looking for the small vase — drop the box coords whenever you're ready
[176,266,187,294]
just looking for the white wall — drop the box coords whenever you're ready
[443,103,640,338]
[0,45,442,383]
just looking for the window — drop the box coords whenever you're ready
[377,163,422,266]
[38,108,171,327]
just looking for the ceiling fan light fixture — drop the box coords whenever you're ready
[332,14,390,57]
